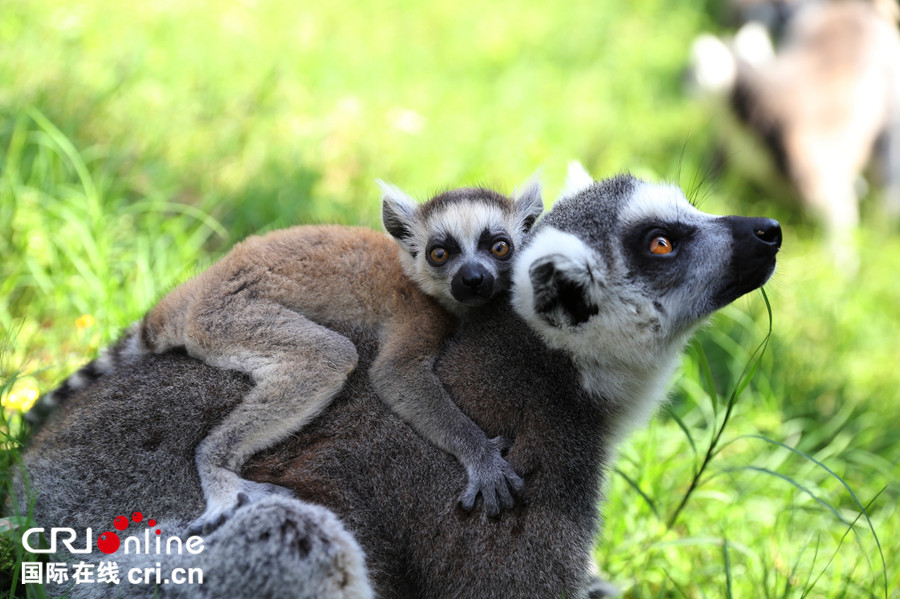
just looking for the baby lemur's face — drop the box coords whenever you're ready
[379,179,543,313]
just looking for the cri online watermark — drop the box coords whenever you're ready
[20,511,205,587]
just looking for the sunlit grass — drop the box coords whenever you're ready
[600,297,893,596]
[1,0,897,596]
[0,109,227,390]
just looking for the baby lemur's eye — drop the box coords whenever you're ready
[429,247,449,265]
[649,236,673,255]
[490,239,511,259]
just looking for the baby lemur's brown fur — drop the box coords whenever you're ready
[127,181,542,532]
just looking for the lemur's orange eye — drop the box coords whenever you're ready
[649,236,673,255]
[429,247,449,264]
[491,240,510,258]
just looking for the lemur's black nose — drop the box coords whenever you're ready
[460,265,485,288]
[753,218,782,248]
[727,216,782,251]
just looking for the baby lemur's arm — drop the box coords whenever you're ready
[371,311,522,515]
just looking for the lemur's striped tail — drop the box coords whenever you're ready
[26,323,147,429]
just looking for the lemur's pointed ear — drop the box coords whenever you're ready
[512,173,544,234]
[559,161,594,201]
[377,180,419,243]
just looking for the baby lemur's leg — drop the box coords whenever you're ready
[369,319,523,517]
[185,299,358,535]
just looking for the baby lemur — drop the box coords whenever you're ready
[49,179,542,533]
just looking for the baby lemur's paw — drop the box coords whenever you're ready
[187,480,295,536]
[458,436,524,517]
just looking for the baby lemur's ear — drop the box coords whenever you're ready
[512,173,544,234]
[377,180,419,249]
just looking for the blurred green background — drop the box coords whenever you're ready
[1,0,897,596]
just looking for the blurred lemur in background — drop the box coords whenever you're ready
[690,0,900,263]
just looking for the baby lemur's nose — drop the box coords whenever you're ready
[451,263,496,304]
[460,265,485,288]
[462,272,484,287]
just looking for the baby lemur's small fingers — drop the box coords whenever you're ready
[459,482,502,517]
[457,437,525,516]
[458,488,478,513]
[503,466,525,495]
[495,479,515,512]
[462,480,514,518]
[481,489,501,518]
[488,436,525,494]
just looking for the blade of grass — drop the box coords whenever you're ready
[613,467,660,519]
[667,288,773,529]
[800,487,886,599]
[722,466,851,525]
[662,569,691,599]
[27,109,99,214]
[798,534,821,599]
[779,533,819,599]
[741,434,889,599]
[125,198,228,241]
[722,536,733,599]
[662,405,698,465]
[693,341,719,417]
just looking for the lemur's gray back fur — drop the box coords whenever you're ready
[18,171,780,598]
[22,304,597,598]
[21,353,372,599]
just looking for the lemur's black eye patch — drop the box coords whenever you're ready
[476,228,514,260]
[425,236,460,266]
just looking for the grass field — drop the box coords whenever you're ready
[1,0,897,596]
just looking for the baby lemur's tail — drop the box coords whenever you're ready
[26,323,147,429]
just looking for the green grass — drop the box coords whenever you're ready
[1,0,897,597]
